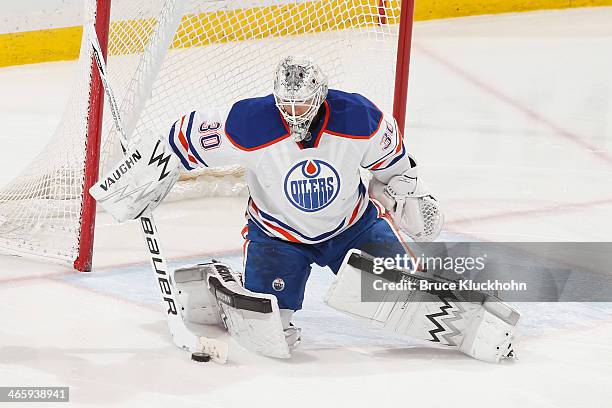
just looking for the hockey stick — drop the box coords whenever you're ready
[86,24,228,363]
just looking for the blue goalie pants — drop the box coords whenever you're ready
[243,201,410,310]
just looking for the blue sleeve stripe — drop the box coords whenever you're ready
[168,122,194,170]
[370,145,406,171]
[184,111,209,167]
[358,180,366,197]
[362,147,394,169]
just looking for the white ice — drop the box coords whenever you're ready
[1,7,612,408]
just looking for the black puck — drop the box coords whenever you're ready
[191,352,211,362]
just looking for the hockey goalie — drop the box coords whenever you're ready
[93,56,519,363]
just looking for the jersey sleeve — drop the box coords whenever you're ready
[360,113,412,183]
[167,109,241,170]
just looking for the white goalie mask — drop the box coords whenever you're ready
[273,56,328,142]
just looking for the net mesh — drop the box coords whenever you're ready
[0,0,97,264]
[0,0,403,266]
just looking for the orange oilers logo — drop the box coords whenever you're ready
[284,159,340,212]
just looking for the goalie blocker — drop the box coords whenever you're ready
[325,249,520,363]
[90,135,180,223]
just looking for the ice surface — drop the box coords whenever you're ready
[1,7,612,407]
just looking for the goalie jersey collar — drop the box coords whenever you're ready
[224,89,384,151]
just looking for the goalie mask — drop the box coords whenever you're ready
[273,56,328,142]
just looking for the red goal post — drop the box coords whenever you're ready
[0,0,415,271]
[75,0,112,272]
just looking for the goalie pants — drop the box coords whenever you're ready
[243,201,410,310]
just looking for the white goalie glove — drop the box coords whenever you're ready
[368,162,443,242]
[90,135,180,222]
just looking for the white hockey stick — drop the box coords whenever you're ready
[87,24,228,364]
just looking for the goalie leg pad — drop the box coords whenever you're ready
[458,300,517,362]
[204,262,297,358]
[325,250,519,363]
[173,264,223,325]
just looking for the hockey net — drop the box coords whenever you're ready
[0,0,411,270]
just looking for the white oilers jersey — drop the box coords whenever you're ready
[167,89,411,244]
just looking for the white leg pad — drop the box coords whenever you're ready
[175,262,300,358]
[325,250,519,363]
[458,300,517,363]
[207,273,292,358]
[173,264,222,325]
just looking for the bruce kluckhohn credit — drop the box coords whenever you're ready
[370,253,528,292]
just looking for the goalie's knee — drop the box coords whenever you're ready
[243,239,312,311]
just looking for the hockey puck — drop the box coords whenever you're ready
[191,352,211,363]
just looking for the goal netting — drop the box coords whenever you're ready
[0,0,411,270]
